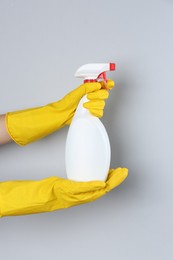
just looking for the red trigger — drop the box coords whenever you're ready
[98,72,107,82]
[97,72,107,88]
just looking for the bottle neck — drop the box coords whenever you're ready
[84,79,97,83]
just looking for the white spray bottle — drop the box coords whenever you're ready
[65,63,116,181]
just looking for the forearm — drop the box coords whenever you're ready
[0,114,13,145]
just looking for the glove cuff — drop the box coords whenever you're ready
[6,100,73,146]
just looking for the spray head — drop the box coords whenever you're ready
[75,63,116,88]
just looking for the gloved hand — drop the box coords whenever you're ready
[0,167,128,217]
[6,80,114,146]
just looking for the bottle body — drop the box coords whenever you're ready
[65,95,111,182]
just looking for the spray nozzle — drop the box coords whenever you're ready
[75,63,116,89]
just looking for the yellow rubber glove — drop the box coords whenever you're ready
[6,80,114,146]
[0,168,128,217]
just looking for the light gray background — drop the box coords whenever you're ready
[0,0,173,259]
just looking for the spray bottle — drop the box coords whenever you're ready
[65,63,116,181]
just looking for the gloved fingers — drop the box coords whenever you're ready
[71,167,128,196]
[105,168,128,192]
[88,109,103,118]
[83,100,105,118]
[68,188,106,204]
[84,82,101,94]
[58,178,106,195]
[87,89,109,100]
[101,79,115,90]
[84,80,114,97]
[81,80,114,96]
[78,168,128,201]
[83,100,105,110]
